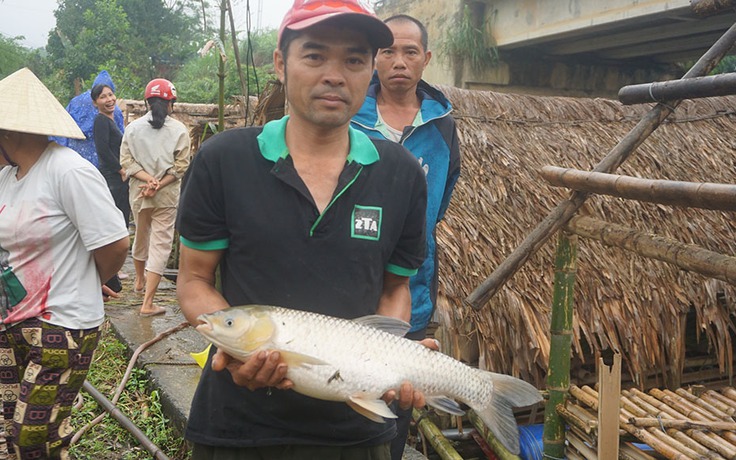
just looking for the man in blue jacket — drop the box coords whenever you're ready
[351,14,461,460]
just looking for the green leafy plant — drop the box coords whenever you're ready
[440,3,499,72]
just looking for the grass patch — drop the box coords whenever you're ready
[69,321,191,460]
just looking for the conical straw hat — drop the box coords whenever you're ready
[0,68,85,139]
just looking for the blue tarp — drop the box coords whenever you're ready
[53,70,125,167]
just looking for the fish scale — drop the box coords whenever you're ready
[196,304,542,454]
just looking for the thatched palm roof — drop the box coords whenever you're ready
[434,85,736,389]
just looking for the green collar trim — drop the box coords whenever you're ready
[257,116,379,165]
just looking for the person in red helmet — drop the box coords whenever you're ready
[120,78,191,317]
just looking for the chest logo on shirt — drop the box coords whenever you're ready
[351,205,382,241]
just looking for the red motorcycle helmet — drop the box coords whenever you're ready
[144,78,177,101]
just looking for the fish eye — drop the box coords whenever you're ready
[225,318,234,327]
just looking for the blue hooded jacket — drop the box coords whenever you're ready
[352,74,461,333]
[54,70,125,167]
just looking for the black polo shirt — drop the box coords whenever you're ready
[176,116,427,447]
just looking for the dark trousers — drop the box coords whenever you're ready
[104,173,130,228]
[192,442,391,460]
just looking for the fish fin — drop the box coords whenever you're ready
[189,344,212,369]
[426,396,465,416]
[352,315,411,337]
[278,350,328,367]
[472,373,542,455]
[347,395,397,423]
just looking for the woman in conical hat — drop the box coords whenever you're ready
[0,68,130,459]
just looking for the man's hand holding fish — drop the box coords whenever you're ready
[211,348,293,392]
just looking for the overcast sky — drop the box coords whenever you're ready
[0,0,295,49]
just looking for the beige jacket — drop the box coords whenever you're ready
[120,112,191,209]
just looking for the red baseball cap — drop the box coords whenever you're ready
[278,0,393,49]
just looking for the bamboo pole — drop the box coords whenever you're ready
[676,388,735,418]
[570,385,600,410]
[622,411,727,460]
[465,22,736,310]
[567,449,586,460]
[628,417,736,432]
[651,389,718,421]
[467,410,522,460]
[619,389,721,459]
[620,406,706,460]
[226,0,248,100]
[723,387,736,403]
[412,409,463,460]
[707,390,736,411]
[651,390,736,456]
[82,381,170,460]
[217,0,226,132]
[620,443,658,460]
[539,166,736,211]
[556,403,597,434]
[618,73,736,105]
[563,215,736,285]
[567,430,598,459]
[543,233,577,458]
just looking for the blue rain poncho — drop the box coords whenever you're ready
[54,70,125,167]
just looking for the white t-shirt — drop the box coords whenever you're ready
[0,143,129,329]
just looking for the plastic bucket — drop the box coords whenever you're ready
[518,424,544,460]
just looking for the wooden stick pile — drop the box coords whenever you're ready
[561,385,736,459]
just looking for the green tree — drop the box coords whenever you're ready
[0,34,29,78]
[176,28,277,103]
[47,0,203,101]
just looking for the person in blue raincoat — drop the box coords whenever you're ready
[55,70,126,167]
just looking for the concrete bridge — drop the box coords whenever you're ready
[377,0,736,97]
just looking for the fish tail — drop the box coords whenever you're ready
[471,372,542,455]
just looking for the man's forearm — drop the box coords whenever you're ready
[376,272,412,322]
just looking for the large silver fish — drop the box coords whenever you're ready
[195,305,542,454]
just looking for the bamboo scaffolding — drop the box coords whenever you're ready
[563,215,736,286]
[618,409,701,460]
[658,390,736,448]
[619,394,722,459]
[465,21,736,310]
[571,384,736,459]
[540,166,736,211]
[618,73,736,105]
[629,388,736,458]
[543,233,577,458]
[623,390,732,457]
[619,408,704,460]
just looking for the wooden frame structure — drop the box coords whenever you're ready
[451,15,736,460]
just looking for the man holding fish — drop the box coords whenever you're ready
[176,0,431,458]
